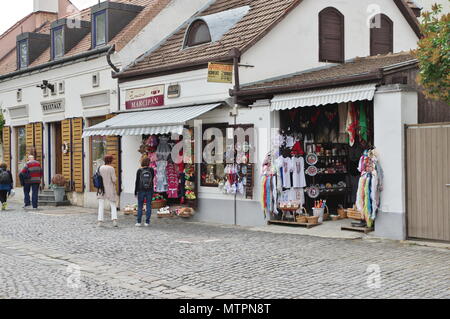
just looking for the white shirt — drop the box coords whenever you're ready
[281,156,292,188]
[292,156,306,188]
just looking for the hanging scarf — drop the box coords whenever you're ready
[359,102,368,143]
[345,102,358,146]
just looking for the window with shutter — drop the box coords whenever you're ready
[105,114,121,195]
[71,118,84,193]
[319,7,345,63]
[370,14,393,56]
[34,123,43,166]
[61,119,72,188]
[2,126,11,173]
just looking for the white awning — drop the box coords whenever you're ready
[82,103,222,137]
[270,83,377,111]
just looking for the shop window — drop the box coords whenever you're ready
[93,10,107,47]
[17,40,28,69]
[16,126,27,185]
[52,26,64,59]
[184,20,211,48]
[200,123,253,187]
[89,117,107,191]
[370,14,393,56]
[319,7,345,63]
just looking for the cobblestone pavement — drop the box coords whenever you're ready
[0,203,448,299]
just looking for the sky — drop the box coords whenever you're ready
[0,0,99,35]
[1,0,449,35]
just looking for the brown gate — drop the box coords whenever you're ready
[406,123,450,242]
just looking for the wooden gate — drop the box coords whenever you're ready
[406,123,450,242]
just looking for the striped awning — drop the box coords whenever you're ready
[82,103,222,137]
[270,83,377,111]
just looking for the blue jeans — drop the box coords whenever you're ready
[137,191,153,224]
[24,183,39,208]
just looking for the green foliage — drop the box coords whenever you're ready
[414,3,450,104]
[0,113,4,140]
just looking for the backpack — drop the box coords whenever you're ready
[0,169,11,185]
[19,165,30,185]
[139,168,154,191]
[92,166,104,194]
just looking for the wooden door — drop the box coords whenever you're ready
[71,118,84,193]
[406,123,450,242]
[61,119,72,188]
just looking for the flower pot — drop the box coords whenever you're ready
[53,186,66,202]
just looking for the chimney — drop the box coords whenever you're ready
[407,0,422,17]
[33,0,58,13]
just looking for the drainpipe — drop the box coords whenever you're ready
[230,48,241,226]
[106,44,120,73]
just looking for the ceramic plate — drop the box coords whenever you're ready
[306,153,318,166]
[306,165,318,176]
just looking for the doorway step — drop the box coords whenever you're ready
[38,189,71,207]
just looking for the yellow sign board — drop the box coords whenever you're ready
[207,62,233,83]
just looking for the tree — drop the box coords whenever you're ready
[414,3,450,104]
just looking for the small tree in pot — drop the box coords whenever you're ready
[50,174,66,202]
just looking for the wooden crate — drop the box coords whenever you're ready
[346,209,363,220]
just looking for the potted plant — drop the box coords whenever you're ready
[50,174,66,202]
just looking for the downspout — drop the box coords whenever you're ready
[107,44,120,73]
[230,48,241,226]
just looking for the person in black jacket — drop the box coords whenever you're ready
[134,157,155,227]
[0,162,14,210]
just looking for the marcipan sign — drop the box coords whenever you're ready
[125,85,165,110]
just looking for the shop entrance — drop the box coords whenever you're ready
[406,123,450,242]
[54,122,63,175]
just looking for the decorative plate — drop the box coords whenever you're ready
[307,186,320,199]
[305,153,318,166]
[305,165,318,176]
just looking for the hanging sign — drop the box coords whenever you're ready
[207,62,233,83]
[125,85,165,110]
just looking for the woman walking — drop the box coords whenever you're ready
[134,156,154,227]
[0,162,13,210]
[97,155,118,227]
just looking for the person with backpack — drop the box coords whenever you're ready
[134,156,154,227]
[0,162,13,210]
[96,155,118,227]
[20,155,42,209]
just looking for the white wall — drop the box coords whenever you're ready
[240,0,420,84]
[373,84,418,240]
[118,68,232,110]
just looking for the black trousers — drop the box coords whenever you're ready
[0,190,8,203]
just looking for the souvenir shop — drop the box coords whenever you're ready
[262,99,383,229]
[122,130,198,218]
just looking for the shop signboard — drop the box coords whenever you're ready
[125,85,165,110]
[207,62,233,83]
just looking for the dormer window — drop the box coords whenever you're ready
[184,20,211,48]
[18,40,28,69]
[52,26,64,59]
[50,18,90,60]
[93,10,107,47]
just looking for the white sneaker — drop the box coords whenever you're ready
[97,221,103,227]
[144,223,150,227]
[112,220,118,227]
[135,223,142,227]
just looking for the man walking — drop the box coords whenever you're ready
[20,155,43,209]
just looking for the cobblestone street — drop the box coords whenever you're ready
[0,203,448,299]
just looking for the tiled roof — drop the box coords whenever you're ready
[118,0,303,77]
[238,52,417,93]
[0,0,167,77]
